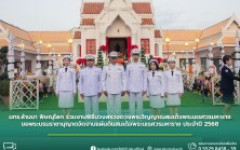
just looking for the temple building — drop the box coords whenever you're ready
[72,0,162,61]
[0,0,240,75]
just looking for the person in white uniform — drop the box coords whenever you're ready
[164,58,184,115]
[102,51,126,115]
[147,59,165,115]
[78,54,102,115]
[126,49,147,115]
[55,55,76,117]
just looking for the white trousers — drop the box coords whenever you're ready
[129,92,143,115]
[84,95,99,115]
[107,94,121,115]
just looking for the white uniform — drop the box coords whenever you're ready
[101,64,126,115]
[164,69,184,106]
[126,62,147,115]
[147,71,165,108]
[56,67,76,108]
[78,66,102,115]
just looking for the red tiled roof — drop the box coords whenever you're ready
[0,20,32,41]
[82,2,152,14]
[0,21,38,52]
[198,38,219,48]
[81,18,95,25]
[200,18,230,39]
[132,2,152,14]
[222,37,236,44]
[14,41,36,52]
[29,31,72,53]
[142,18,154,25]
[162,43,196,52]
[155,30,162,38]
[0,39,8,48]
[82,2,104,14]
[41,44,70,53]
[162,30,202,41]
[29,31,71,42]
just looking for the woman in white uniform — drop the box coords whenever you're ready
[55,55,76,117]
[164,58,184,115]
[147,59,165,115]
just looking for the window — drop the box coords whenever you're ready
[200,57,207,68]
[155,44,159,56]
[86,39,96,54]
[141,39,150,54]
[78,45,81,57]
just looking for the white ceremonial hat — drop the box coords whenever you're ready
[168,57,176,63]
[131,48,141,55]
[63,55,71,61]
[149,59,160,68]
[149,59,158,64]
[108,51,119,58]
[85,54,95,60]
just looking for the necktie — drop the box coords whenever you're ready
[152,71,155,77]
[65,68,68,72]
[172,71,174,76]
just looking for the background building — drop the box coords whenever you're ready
[0,0,240,75]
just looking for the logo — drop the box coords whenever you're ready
[90,146,96,150]
[3,142,17,150]
[188,142,197,150]
[147,146,152,150]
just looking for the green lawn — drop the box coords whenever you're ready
[0,91,212,111]
[1,91,240,150]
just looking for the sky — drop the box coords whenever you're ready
[0,0,240,31]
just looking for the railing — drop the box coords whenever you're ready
[183,73,194,91]
[234,80,240,105]
[10,80,39,110]
[211,77,223,105]
[211,76,240,105]
[183,73,240,105]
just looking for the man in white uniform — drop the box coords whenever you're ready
[164,58,184,115]
[101,51,126,115]
[126,49,147,115]
[78,54,102,115]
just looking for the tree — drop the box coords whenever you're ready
[0,46,10,97]
[97,49,104,68]
[140,48,147,65]
[0,46,9,80]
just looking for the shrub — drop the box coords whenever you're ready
[0,80,10,96]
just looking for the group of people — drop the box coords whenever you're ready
[192,67,213,102]
[220,55,240,115]
[55,49,184,116]
[55,48,240,117]
[192,55,240,115]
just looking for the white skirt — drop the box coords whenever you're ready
[167,94,181,106]
[149,95,165,109]
[58,92,74,108]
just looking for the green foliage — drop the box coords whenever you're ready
[0,72,8,80]
[231,51,240,60]
[140,48,147,65]
[0,46,8,54]
[0,80,10,96]
[0,46,9,80]
[97,49,104,68]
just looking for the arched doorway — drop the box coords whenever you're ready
[106,16,132,59]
